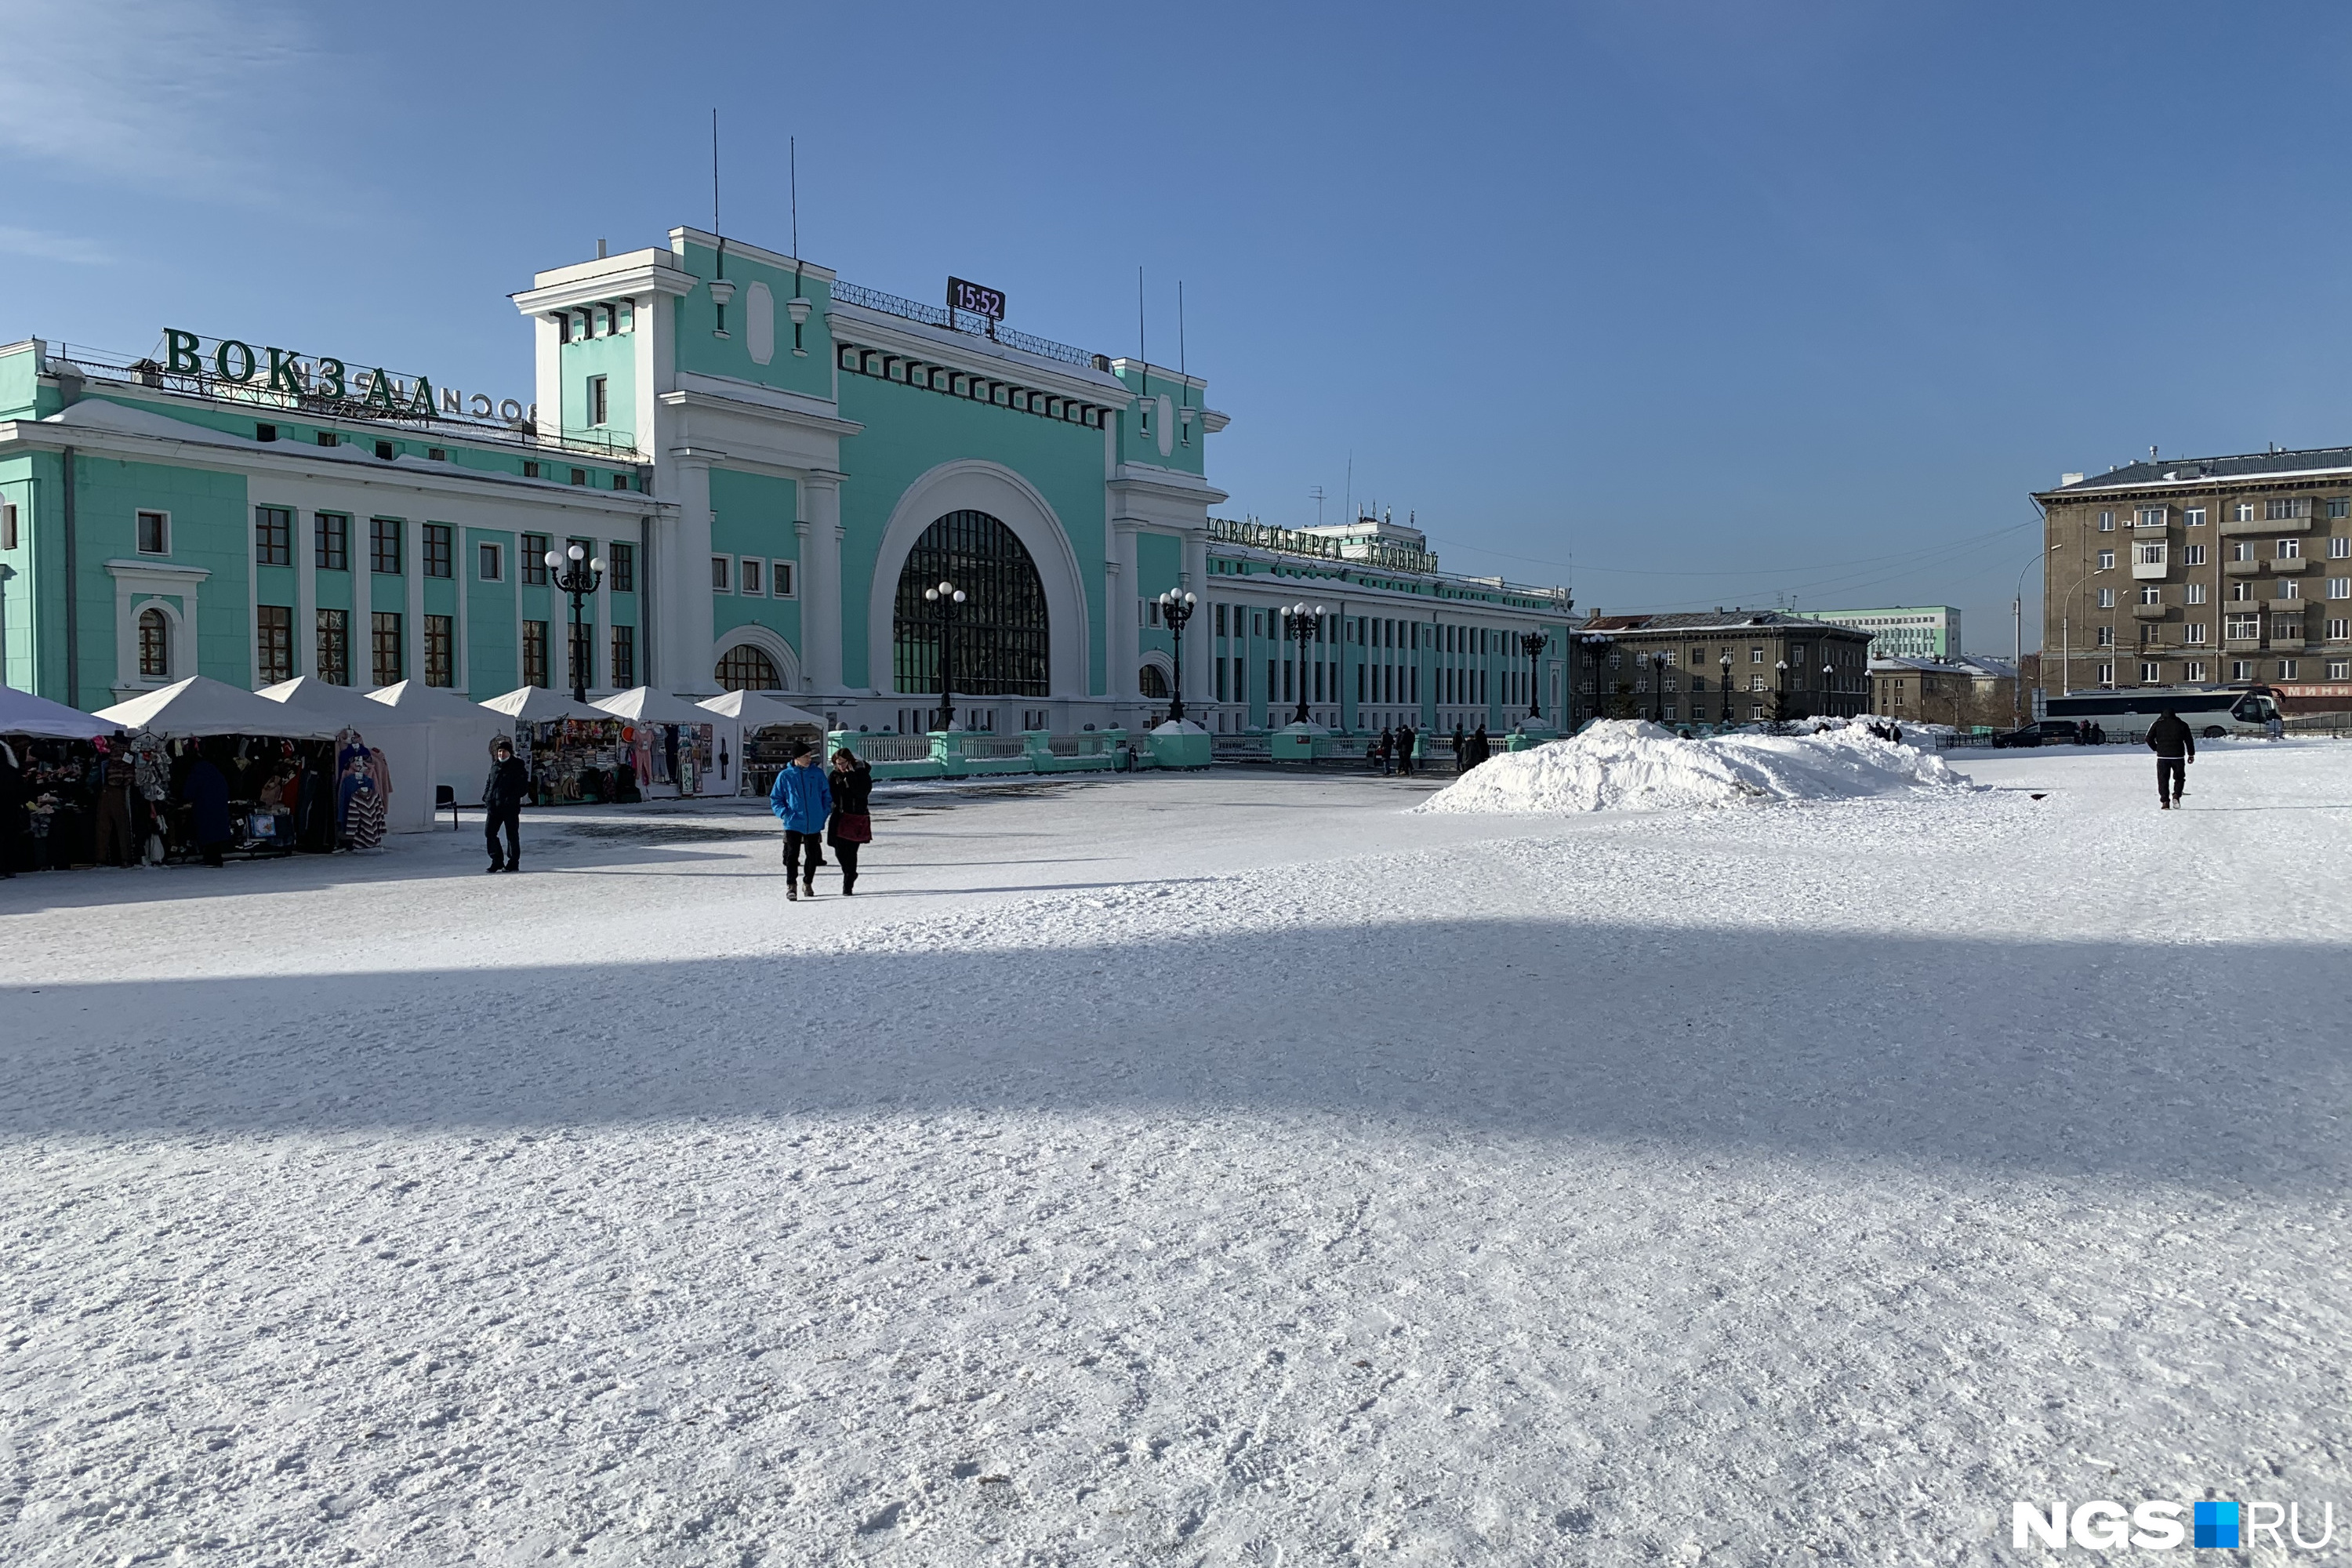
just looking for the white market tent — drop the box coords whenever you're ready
[0,686,117,740]
[698,688,829,797]
[256,678,434,833]
[477,687,614,724]
[93,677,344,739]
[595,687,723,797]
[368,681,506,810]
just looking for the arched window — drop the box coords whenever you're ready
[1138,664,1170,699]
[138,608,169,680]
[893,510,1048,697]
[714,644,780,691]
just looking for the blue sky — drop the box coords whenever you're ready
[7,0,2350,652]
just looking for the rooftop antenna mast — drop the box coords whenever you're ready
[1309,485,1326,527]
[1136,266,1146,369]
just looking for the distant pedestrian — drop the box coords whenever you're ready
[1889,724,1904,745]
[2092,721,2107,746]
[1470,724,1491,768]
[0,740,24,879]
[2267,712,2285,742]
[1452,724,1466,774]
[826,747,873,896]
[2146,705,2194,809]
[1377,727,1396,776]
[183,746,232,869]
[771,741,832,901]
[482,739,528,872]
[1396,723,1417,778]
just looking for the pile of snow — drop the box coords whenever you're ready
[1415,718,1966,814]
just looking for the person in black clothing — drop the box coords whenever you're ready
[826,748,873,895]
[2146,706,2194,809]
[1396,722,1417,778]
[483,739,528,871]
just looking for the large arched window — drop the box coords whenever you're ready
[1138,664,1169,699]
[893,510,1048,697]
[714,644,781,691]
[138,608,169,680]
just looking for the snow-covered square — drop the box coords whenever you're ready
[5,738,2348,1565]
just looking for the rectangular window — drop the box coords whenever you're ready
[570,468,587,487]
[2267,497,2310,521]
[523,460,541,479]
[2096,662,2114,685]
[136,510,169,554]
[2097,587,2116,608]
[370,517,402,575]
[2234,503,2255,522]
[2184,507,2206,527]
[608,541,634,592]
[316,608,349,684]
[2140,621,2161,644]
[2135,506,2166,528]
[587,375,608,426]
[2183,622,2208,644]
[2097,510,2114,531]
[255,506,292,566]
[424,614,453,688]
[2140,586,2161,604]
[712,556,731,592]
[480,541,503,581]
[2281,580,2302,600]
[611,625,636,688]
[371,612,402,686]
[2328,499,2351,520]
[2279,538,2302,559]
[1216,659,1229,701]
[521,533,549,585]
[2184,544,2207,566]
[2332,620,2352,641]
[315,513,350,571]
[2187,662,2208,682]
[2227,613,2260,640]
[2279,659,2300,679]
[423,523,452,578]
[2140,662,2161,683]
[1214,604,1228,638]
[2095,626,2114,647]
[2331,659,2352,680]
[2,502,15,550]
[773,561,795,599]
[742,558,762,597]
[2097,550,2116,570]
[2332,535,2352,559]
[522,621,549,688]
[2329,579,2352,600]
[2231,659,2254,681]
[256,605,292,684]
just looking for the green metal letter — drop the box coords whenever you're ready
[318,358,347,399]
[267,347,307,395]
[164,329,201,374]
[362,369,397,413]
[407,376,434,417]
[214,339,256,383]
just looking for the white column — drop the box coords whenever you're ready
[296,510,316,678]
[666,456,717,694]
[594,543,613,692]
[800,470,844,694]
[247,506,262,688]
[405,525,425,688]
[1109,520,1141,704]
[1178,528,1208,715]
[455,532,470,693]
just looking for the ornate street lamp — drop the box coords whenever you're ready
[1156,590,1197,723]
[1774,659,1790,726]
[1575,633,1611,728]
[1519,630,1548,721]
[1279,601,1327,726]
[1649,650,1670,723]
[923,579,966,732]
[1822,662,1837,717]
[1721,650,1735,726]
[543,543,606,705]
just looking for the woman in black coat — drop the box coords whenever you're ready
[826,748,873,895]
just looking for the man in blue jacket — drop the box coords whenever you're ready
[769,741,832,901]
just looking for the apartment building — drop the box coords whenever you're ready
[1573,610,1873,728]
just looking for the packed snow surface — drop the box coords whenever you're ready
[4,745,2349,1565]
[1417,718,1967,814]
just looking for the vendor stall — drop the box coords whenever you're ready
[92,677,350,859]
[366,680,506,813]
[259,677,434,834]
[594,688,720,800]
[477,687,628,805]
[2,691,124,873]
[697,690,829,797]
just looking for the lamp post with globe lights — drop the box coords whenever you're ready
[1648,650,1671,724]
[1156,590,1198,723]
[544,543,606,704]
[923,579,966,732]
[1575,633,1611,727]
[1279,601,1327,726]
[1721,651,1736,726]
[1518,630,1549,722]
[1824,662,1838,717]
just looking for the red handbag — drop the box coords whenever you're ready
[830,811,873,844]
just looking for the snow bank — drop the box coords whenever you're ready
[1414,718,1965,814]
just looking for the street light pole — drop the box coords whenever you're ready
[1157,590,1197,723]
[1576,633,1610,728]
[923,579,966,732]
[544,543,607,705]
[1279,601,1327,726]
[1519,630,1548,722]
[1822,662,1836,718]
[1721,651,1735,725]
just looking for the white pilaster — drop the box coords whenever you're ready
[666,456,717,693]
[1109,520,1141,703]
[405,525,425,687]
[296,512,316,678]
[800,470,844,694]
[1179,529,1208,713]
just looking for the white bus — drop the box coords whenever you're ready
[2042,685,2281,739]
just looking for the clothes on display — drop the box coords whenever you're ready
[334,732,393,850]
[512,717,628,804]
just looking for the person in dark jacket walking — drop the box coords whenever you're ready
[1396,722,1417,777]
[183,748,233,868]
[826,748,873,895]
[2146,706,2194,809]
[770,741,832,901]
[483,739,528,871]
[1470,724,1490,768]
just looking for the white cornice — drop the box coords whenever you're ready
[514,263,698,317]
[1110,464,1229,506]
[1108,358,1208,394]
[2039,464,2352,499]
[103,557,209,583]
[0,419,671,515]
[826,303,1131,404]
[668,227,839,284]
[662,375,863,436]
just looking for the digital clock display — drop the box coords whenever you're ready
[948,277,1006,321]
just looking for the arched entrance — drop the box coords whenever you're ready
[714,644,781,691]
[893,510,1049,702]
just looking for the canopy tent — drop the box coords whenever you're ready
[700,688,829,797]
[477,687,613,724]
[93,677,344,739]
[256,679,434,832]
[0,686,118,740]
[368,681,506,810]
[595,686,720,797]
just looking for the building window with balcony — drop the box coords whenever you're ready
[2281,580,2302,601]
[2234,503,2256,523]
[2267,497,2309,521]
[2278,538,2302,559]
[2226,613,2260,641]
[2233,540,2256,561]
[2140,585,2162,604]
[2136,507,2166,528]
